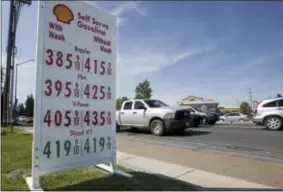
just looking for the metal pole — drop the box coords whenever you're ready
[3,0,15,126]
[14,64,18,108]
[14,59,35,111]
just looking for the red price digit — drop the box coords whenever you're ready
[94,60,98,74]
[92,85,98,99]
[84,111,90,126]
[65,82,72,97]
[56,51,63,67]
[64,110,71,127]
[65,53,72,69]
[100,61,105,75]
[100,111,105,126]
[45,49,53,65]
[92,111,98,125]
[84,58,91,72]
[54,110,62,126]
[44,110,52,127]
[55,80,62,96]
[100,86,105,100]
[44,79,52,96]
[84,84,90,99]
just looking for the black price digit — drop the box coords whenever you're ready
[55,140,60,158]
[93,138,97,153]
[43,141,51,159]
[84,138,90,154]
[74,139,79,155]
[64,140,71,156]
[107,137,111,150]
[99,137,105,152]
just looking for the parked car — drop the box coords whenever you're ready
[252,97,283,130]
[219,112,249,122]
[182,106,219,125]
[116,99,192,136]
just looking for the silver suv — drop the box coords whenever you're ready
[252,97,283,130]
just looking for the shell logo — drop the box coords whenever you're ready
[53,4,74,24]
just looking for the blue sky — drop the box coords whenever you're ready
[1,1,283,106]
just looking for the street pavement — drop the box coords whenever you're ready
[117,125,283,163]
[20,125,283,188]
[117,133,283,189]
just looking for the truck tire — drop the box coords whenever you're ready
[208,121,216,125]
[150,119,165,136]
[264,116,283,131]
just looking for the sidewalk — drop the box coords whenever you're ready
[117,151,274,189]
[117,137,283,189]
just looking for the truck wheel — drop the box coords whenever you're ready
[264,116,282,130]
[116,123,120,132]
[150,119,165,136]
[208,121,216,125]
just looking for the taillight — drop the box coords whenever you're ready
[254,101,262,114]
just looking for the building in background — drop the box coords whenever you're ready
[178,95,219,113]
[218,106,240,113]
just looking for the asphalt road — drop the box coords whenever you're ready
[117,125,283,163]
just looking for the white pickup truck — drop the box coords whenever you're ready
[116,99,191,136]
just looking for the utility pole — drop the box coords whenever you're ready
[3,0,15,127]
[3,0,32,130]
[248,88,253,110]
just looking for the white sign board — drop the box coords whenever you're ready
[29,1,116,189]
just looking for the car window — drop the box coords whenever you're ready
[187,108,194,113]
[263,100,278,108]
[134,101,145,110]
[226,113,233,116]
[234,113,240,116]
[123,102,133,110]
[278,99,283,107]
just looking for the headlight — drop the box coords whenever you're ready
[164,113,175,119]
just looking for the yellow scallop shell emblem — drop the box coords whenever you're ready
[53,4,74,24]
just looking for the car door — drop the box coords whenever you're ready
[276,99,283,116]
[225,113,234,121]
[232,113,241,121]
[132,101,149,128]
[119,101,134,125]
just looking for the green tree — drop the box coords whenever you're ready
[24,94,34,117]
[134,79,153,99]
[17,103,25,116]
[239,102,252,116]
[116,96,129,110]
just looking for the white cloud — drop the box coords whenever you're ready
[112,2,147,27]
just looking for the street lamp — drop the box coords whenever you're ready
[13,59,35,114]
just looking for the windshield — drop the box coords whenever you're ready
[144,100,169,108]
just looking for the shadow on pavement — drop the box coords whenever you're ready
[119,128,212,137]
[44,171,200,191]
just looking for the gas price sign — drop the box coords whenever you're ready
[33,1,116,177]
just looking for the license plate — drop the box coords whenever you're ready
[186,122,190,126]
